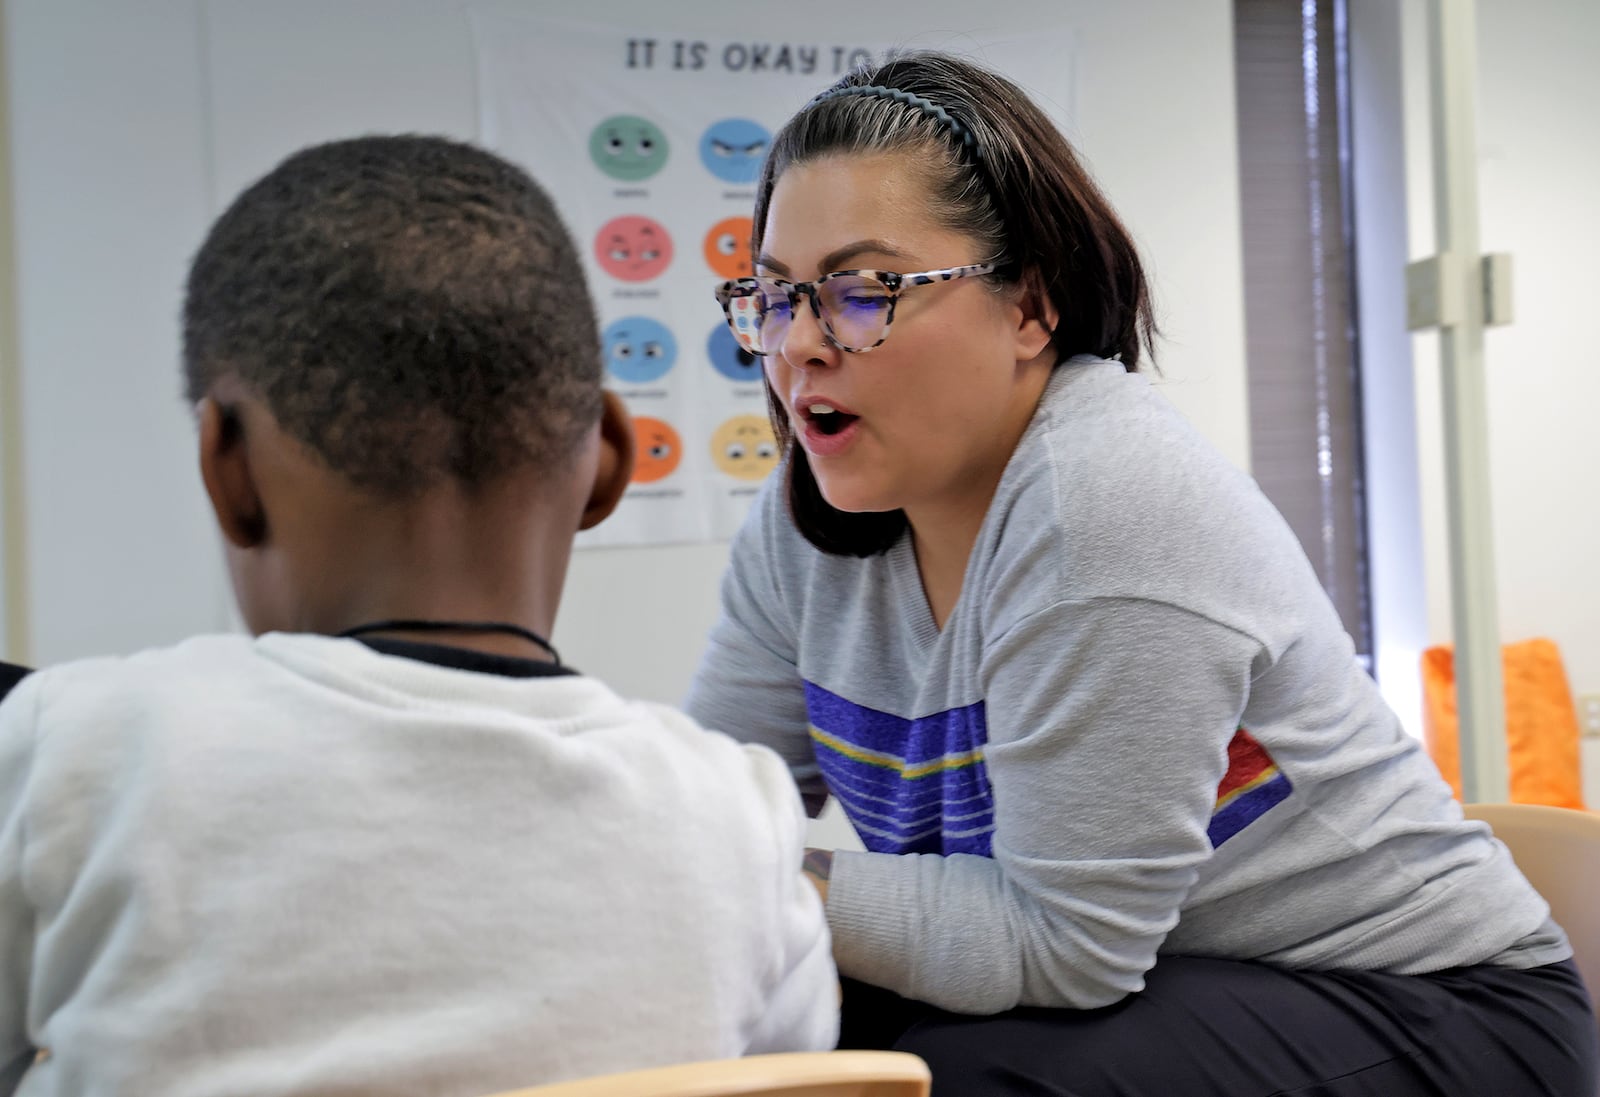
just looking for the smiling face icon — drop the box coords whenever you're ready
[594,216,673,282]
[710,414,780,481]
[589,115,669,182]
[703,216,753,279]
[699,118,771,185]
[630,417,683,484]
[602,316,677,384]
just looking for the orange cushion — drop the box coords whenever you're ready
[1421,638,1586,809]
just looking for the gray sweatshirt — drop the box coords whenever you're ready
[687,356,1568,1016]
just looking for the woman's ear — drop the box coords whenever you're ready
[197,397,268,549]
[579,390,636,531]
[1012,270,1060,362]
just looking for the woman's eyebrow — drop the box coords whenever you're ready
[820,240,912,272]
[757,239,914,279]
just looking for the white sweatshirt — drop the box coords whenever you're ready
[0,633,837,1096]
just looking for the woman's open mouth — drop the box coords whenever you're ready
[797,399,862,457]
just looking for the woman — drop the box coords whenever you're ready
[686,50,1597,1097]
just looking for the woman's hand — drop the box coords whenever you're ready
[802,848,833,905]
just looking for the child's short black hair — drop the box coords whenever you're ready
[183,135,601,497]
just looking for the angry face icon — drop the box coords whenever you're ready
[699,118,771,185]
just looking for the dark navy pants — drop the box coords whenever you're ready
[839,956,1598,1096]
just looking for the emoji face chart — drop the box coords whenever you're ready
[603,316,678,384]
[631,417,684,484]
[476,17,943,544]
[699,119,771,185]
[703,216,753,279]
[710,415,780,481]
[594,216,673,282]
[589,115,669,181]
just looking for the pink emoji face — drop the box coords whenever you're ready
[595,216,673,282]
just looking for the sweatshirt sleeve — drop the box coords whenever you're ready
[824,596,1260,1014]
[0,679,40,1092]
[685,482,825,814]
[739,744,840,1054]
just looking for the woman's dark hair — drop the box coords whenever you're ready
[752,50,1156,556]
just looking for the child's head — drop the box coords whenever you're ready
[184,135,631,637]
[723,51,1154,555]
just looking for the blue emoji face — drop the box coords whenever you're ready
[707,322,764,383]
[603,317,678,384]
[699,118,771,185]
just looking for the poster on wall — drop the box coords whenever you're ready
[471,9,1075,548]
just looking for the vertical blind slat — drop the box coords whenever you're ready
[1236,0,1372,659]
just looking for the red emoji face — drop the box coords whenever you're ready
[595,216,674,282]
[630,417,683,483]
[703,216,753,279]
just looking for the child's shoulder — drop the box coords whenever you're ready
[29,633,256,687]
[622,700,808,821]
[3,634,261,728]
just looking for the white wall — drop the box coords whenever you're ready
[7,1,220,666]
[3,0,1249,709]
[0,419,8,663]
[0,8,24,664]
[1398,0,1600,788]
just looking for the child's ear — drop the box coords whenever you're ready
[579,390,635,531]
[197,397,268,548]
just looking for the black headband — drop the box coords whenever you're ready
[804,84,985,164]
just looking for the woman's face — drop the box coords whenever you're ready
[758,152,1054,528]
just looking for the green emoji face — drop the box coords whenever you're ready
[589,116,669,182]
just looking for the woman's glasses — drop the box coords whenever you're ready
[714,262,998,356]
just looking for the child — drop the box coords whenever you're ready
[0,135,837,1095]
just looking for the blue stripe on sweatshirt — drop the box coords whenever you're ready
[803,682,994,856]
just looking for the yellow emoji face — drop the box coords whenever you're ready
[710,414,780,481]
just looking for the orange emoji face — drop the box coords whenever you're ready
[630,417,683,484]
[704,216,753,279]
